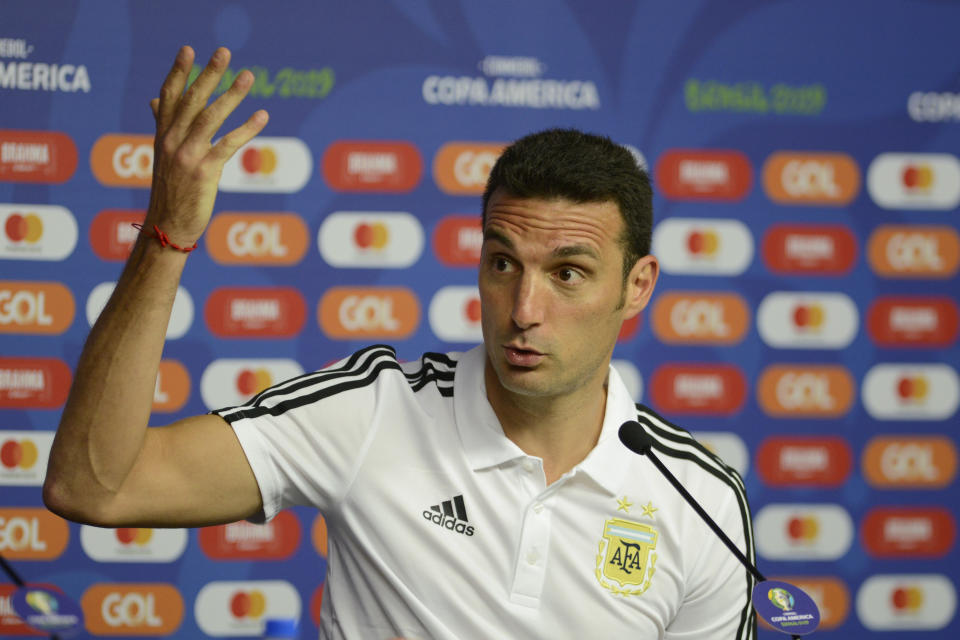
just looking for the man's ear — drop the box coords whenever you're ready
[622,255,659,319]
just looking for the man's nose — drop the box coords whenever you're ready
[511,273,544,330]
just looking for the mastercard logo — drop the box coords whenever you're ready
[115,527,153,546]
[354,221,388,249]
[230,590,266,619]
[241,146,277,175]
[897,375,929,402]
[792,303,824,330]
[857,574,956,630]
[891,585,925,611]
[4,212,43,243]
[236,369,273,397]
[755,503,853,560]
[902,164,933,190]
[0,438,38,469]
[787,515,820,542]
[686,229,719,256]
[867,152,960,210]
[652,218,753,276]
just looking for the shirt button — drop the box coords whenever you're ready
[533,503,545,514]
[522,460,535,473]
[526,549,540,565]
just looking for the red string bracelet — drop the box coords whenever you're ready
[131,223,198,254]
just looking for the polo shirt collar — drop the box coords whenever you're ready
[453,345,635,495]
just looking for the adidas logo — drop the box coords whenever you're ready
[422,494,475,536]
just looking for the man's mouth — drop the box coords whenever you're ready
[503,345,545,367]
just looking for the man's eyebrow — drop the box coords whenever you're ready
[552,244,600,260]
[482,228,514,249]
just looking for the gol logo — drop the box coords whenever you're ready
[205,287,306,338]
[0,438,38,470]
[651,292,749,344]
[0,129,78,184]
[762,224,857,275]
[649,364,746,414]
[433,142,505,195]
[319,287,420,339]
[322,140,422,192]
[861,507,955,557]
[89,209,146,261]
[152,360,190,413]
[867,225,960,278]
[236,368,273,397]
[433,215,482,266]
[0,281,74,335]
[755,436,853,487]
[867,297,958,347]
[198,511,301,560]
[4,212,43,243]
[115,528,153,546]
[0,357,71,408]
[762,152,860,205]
[767,576,849,630]
[241,145,277,175]
[757,365,854,418]
[206,213,309,266]
[0,508,68,560]
[312,513,328,558]
[90,134,154,187]
[862,436,957,488]
[81,584,183,635]
[654,149,752,201]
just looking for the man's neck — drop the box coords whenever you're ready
[484,361,608,485]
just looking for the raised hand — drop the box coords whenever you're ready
[146,46,268,246]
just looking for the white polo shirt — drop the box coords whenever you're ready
[216,344,756,639]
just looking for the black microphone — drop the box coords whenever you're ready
[618,420,765,584]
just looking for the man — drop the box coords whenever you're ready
[44,46,756,638]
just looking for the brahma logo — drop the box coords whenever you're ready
[0,204,77,261]
[0,281,74,334]
[762,224,857,275]
[867,296,958,347]
[757,365,855,418]
[755,436,853,487]
[867,153,960,209]
[861,507,955,557]
[199,359,304,410]
[0,357,70,408]
[868,225,960,278]
[205,287,306,338]
[617,314,642,342]
[856,574,956,631]
[862,364,959,420]
[649,364,746,415]
[611,360,642,405]
[90,134,154,187]
[0,430,52,486]
[433,142,505,195]
[206,212,309,266]
[80,526,187,563]
[761,152,859,205]
[89,209,145,261]
[194,580,301,636]
[220,137,312,193]
[0,508,68,560]
[689,431,748,477]
[650,291,749,344]
[862,436,957,489]
[754,503,853,560]
[152,360,190,413]
[319,287,420,339]
[87,282,193,339]
[428,286,482,343]
[322,140,422,192]
[81,584,183,636]
[652,218,753,275]
[432,215,482,267]
[767,576,849,630]
[757,292,858,349]
[198,511,301,560]
[0,129,77,183]
[654,149,752,201]
[318,211,424,268]
[908,91,960,122]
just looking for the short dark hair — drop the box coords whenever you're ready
[482,128,653,280]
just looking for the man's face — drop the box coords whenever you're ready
[479,189,657,402]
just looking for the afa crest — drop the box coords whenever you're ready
[595,517,658,597]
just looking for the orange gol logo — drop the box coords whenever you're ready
[433,143,505,195]
[90,134,155,188]
[318,287,420,339]
[206,213,309,265]
[651,292,749,344]
[0,281,74,334]
[81,584,184,635]
[762,152,860,205]
[0,508,69,560]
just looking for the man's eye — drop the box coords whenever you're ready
[494,257,510,271]
[556,268,583,283]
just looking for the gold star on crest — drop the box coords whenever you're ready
[616,496,633,512]
[641,501,658,518]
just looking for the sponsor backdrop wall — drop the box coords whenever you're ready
[1,0,958,637]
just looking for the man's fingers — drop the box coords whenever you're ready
[156,46,194,133]
[182,69,254,146]
[168,47,232,141]
[207,110,269,167]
